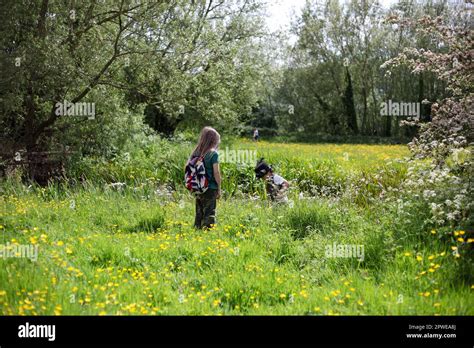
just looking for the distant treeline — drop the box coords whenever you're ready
[0,0,470,164]
[246,0,469,139]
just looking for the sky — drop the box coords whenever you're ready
[265,0,398,34]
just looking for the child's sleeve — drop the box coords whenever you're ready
[211,151,219,164]
[273,174,286,185]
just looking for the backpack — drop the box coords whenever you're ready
[184,155,209,195]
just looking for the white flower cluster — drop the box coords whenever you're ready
[397,158,471,227]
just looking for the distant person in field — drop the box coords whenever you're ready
[185,127,222,229]
[253,128,260,142]
[255,158,289,203]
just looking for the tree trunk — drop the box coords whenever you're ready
[343,68,358,134]
[362,85,367,135]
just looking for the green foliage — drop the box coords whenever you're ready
[0,0,266,159]
[0,0,471,317]
[1,148,472,315]
[253,0,468,139]
[283,201,336,239]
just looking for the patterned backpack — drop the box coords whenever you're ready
[184,155,209,194]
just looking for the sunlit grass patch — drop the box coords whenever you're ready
[0,141,472,315]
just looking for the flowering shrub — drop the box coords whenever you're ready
[395,160,471,228]
[383,14,473,232]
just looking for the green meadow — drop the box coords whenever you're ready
[1,140,472,315]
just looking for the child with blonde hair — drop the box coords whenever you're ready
[185,127,222,229]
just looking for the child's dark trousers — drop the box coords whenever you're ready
[194,188,218,229]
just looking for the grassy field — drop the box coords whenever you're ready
[0,140,472,315]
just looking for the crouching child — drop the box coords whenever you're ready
[255,158,289,204]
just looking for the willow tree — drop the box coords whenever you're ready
[0,0,266,158]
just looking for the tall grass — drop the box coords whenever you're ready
[1,139,472,315]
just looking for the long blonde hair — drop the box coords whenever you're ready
[192,127,220,157]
